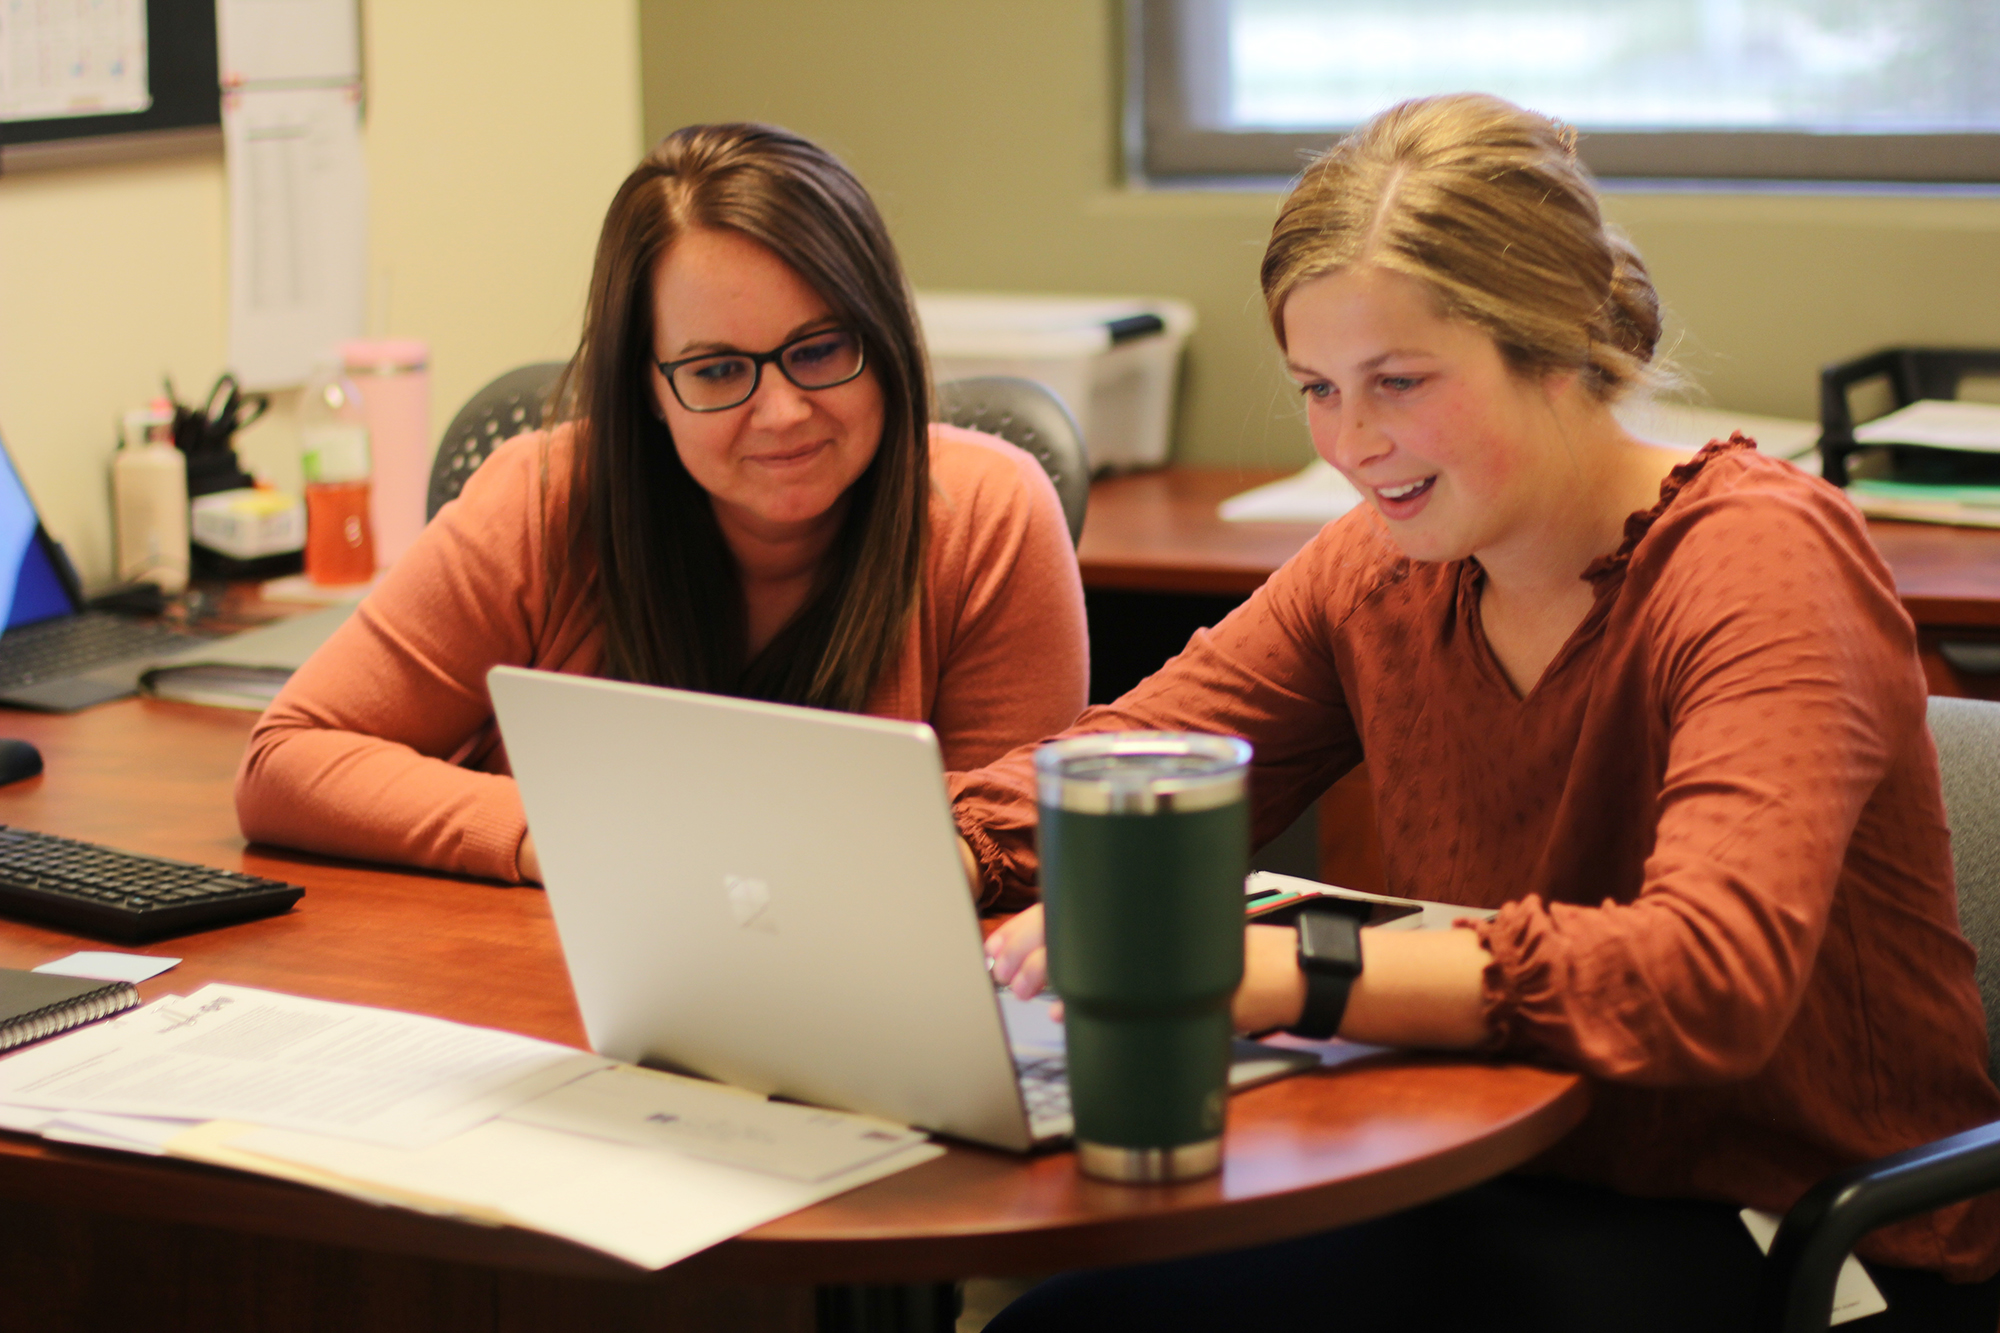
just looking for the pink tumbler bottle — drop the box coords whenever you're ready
[340,338,431,570]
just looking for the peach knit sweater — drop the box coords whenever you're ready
[238,423,1088,885]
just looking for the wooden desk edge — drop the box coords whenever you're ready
[706,1069,1592,1285]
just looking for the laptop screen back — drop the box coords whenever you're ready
[0,429,82,630]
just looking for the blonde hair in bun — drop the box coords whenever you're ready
[1262,93,1666,402]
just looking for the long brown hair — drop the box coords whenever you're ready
[557,123,929,711]
[1261,93,1665,402]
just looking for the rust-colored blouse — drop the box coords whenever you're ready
[950,439,2000,1279]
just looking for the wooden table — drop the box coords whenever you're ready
[0,699,1587,1332]
[1077,467,2000,890]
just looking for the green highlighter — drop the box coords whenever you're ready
[1034,732,1251,1183]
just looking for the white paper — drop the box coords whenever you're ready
[224,83,367,388]
[0,984,609,1148]
[35,951,179,983]
[0,0,149,122]
[505,1065,929,1183]
[41,1110,200,1155]
[1852,400,2000,454]
[216,0,358,86]
[1740,1208,1888,1325]
[1617,400,1822,461]
[216,1117,944,1270]
[1218,459,1363,524]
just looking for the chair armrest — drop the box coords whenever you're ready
[1759,1118,2000,1333]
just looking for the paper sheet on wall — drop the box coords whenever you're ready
[224,83,367,388]
[217,0,359,87]
[0,0,150,123]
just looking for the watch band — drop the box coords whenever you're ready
[1288,905,1364,1040]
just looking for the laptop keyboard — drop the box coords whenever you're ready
[0,613,191,690]
[0,825,304,943]
[1014,1053,1073,1137]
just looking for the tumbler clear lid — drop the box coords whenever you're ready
[1033,732,1251,814]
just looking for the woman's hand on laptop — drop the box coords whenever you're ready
[986,904,1049,1000]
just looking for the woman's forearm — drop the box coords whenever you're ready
[1234,923,1490,1049]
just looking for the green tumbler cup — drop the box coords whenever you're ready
[1034,732,1251,1183]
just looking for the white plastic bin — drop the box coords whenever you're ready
[917,292,1197,472]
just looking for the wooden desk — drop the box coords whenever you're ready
[0,700,1586,1332]
[1077,467,2000,890]
[1081,467,2000,627]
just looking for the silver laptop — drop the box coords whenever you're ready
[488,665,1316,1152]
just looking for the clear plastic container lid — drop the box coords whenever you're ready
[1034,732,1251,815]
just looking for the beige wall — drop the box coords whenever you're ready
[0,1,643,589]
[639,0,2000,471]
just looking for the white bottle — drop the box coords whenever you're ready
[113,399,190,594]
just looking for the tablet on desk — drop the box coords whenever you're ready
[1243,871,1495,931]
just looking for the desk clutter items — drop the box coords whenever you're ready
[0,738,40,786]
[0,966,137,1054]
[165,372,305,583]
[916,291,1195,471]
[0,825,303,943]
[299,361,377,585]
[191,489,306,569]
[1218,399,1823,525]
[137,602,357,711]
[0,985,942,1268]
[339,338,431,569]
[294,340,435,586]
[1820,347,2000,527]
[112,400,190,594]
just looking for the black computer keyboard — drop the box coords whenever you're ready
[0,612,192,690]
[0,825,303,942]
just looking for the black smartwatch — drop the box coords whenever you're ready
[1288,904,1364,1039]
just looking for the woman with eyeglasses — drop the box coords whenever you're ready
[236,124,1087,886]
[965,94,2000,1331]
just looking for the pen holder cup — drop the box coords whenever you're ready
[1035,732,1250,1183]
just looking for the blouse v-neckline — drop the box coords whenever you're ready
[1454,437,1756,704]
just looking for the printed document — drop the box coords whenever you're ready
[0,985,607,1148]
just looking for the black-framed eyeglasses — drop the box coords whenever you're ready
[654,328,867,413]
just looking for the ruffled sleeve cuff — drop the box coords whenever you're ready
[1471,894,1563,1058]
[952,807,1037,913]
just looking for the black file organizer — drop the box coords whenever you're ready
[1819,347,2000,487]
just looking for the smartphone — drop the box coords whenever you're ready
[1245,890,1423,929]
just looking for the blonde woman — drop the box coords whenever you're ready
[966,95,2000,1331]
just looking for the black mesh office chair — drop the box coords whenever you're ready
[1760,695,2000,1331]
[425,362,566,521]
[426,366,1092,547]
[934,376,1090,547]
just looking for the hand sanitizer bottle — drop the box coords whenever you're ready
[112,398,190,594]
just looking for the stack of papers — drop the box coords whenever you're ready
[1847,400,2000,528]
[1852,399,2000,452]
[0,985,940,1268]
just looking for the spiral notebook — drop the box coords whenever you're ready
[0,968,139,1054]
